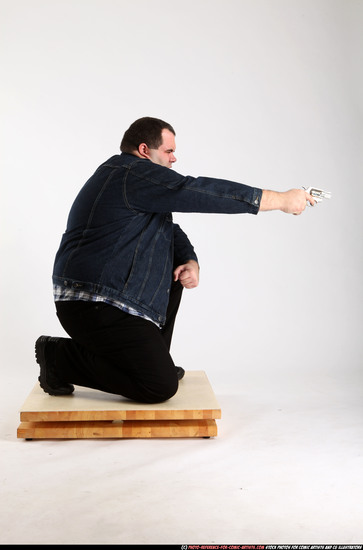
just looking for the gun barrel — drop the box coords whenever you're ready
[309,188,332,199]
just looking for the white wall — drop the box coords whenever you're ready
[1,0,362,394]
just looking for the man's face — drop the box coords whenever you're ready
[148,129,177,168]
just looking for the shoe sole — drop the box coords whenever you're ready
[176,366,185,380]
[35,336,74,396]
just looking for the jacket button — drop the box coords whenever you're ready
[72,282,83,289]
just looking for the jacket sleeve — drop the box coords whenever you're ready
[173,223,198,267]
[124,159,262,215]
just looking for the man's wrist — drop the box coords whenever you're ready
[186,259,200,270]
[259,190,284,212]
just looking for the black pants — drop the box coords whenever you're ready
[55,280,183,403]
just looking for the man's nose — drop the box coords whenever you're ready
[170,154,176,163]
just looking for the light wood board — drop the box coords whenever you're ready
[17,370,221,439]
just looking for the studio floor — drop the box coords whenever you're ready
[1,368,362,546]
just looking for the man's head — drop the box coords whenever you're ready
[120,117,177,168]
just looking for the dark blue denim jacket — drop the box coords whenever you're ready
[53,154,262,325]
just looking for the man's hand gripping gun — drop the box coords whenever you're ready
[303,186,332,205]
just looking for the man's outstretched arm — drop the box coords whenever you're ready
[260,189,315,214]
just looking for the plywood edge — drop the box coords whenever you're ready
[20,408,221,422]
[17,419,218,439]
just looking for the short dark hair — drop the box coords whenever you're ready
[120,117,175,153]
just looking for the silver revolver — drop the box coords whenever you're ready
[303,186,332,204]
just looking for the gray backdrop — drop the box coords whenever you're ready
[1,0,362,396]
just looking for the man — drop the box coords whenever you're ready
[35,117,314,403]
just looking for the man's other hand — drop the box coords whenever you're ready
[173,260,200,289]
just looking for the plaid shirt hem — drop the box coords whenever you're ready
[53,285,160,327]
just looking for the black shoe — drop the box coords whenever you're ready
[35,335,74,396]
[176,366,185,380]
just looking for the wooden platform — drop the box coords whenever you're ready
[17,370,221,439]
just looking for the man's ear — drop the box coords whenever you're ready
[138,143,150,159]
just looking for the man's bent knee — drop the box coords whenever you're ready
[140,376,179,404]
